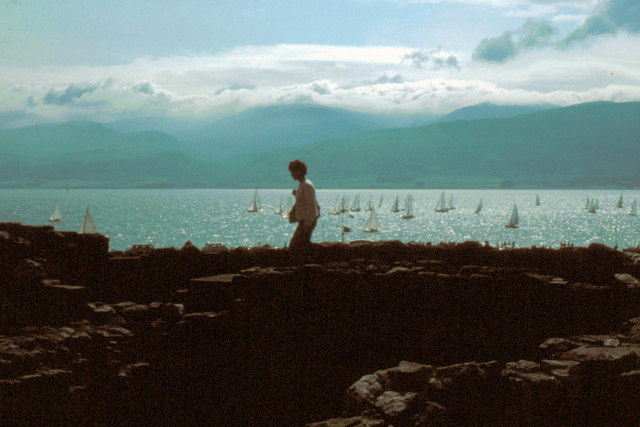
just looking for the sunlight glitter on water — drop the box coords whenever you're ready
[1,189,639,251]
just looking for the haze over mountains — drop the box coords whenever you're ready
[0,101,637,189]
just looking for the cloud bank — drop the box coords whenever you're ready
[0,34,639,129]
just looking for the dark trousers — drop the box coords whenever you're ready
[289,219,317,253]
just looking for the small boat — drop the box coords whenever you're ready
[447,195,455,210]
[275,196,284,215]
[48,203,63,222]
[616,194,624,209]
[505,204,519,228]
[79,206,97,234]
[535,194,540,206]
[365,197,373,211]
[587,198,598,213]
[391,196,401,213]
[247,190,261,212]
[629,199,638,216]
[329,196,341,215]
[474,198,483,214]
[378,195,383,208]
[435,192,449,212]
[350,195,361,212]
[363,208,380,232]
[402,195,415,219]
[340,196,349,213]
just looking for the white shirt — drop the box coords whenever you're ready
[295,178,319,224]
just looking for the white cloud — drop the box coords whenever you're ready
[0,37,639,127]
[552,13,589,23]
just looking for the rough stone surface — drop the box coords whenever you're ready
[3,222,640,425]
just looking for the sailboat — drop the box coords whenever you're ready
[435,192,449,212]
[340,196,349,213]
[364,197,373,211]
[351,195,361,212]
[585,195,591,210]
[447,195,455,210]
[378,195,383,208]
[629,199,638,216]
[48,203,63,222]
[275,196,284,215]
[505,204,519,228]
[402,195,415,219]
[247,190,261,212]
[587,198,598,213]
[363,208,380,232]
[330,196,342,215]
[616,194,624,209]
[79,206,97,234]
[391,196,401,213]
[474,198,483,214]
[535,194,540,206]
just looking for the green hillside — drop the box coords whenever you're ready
[1,102,638,189]
[179,104,434,161]
[0,122,216,188]
[222,101,640,188]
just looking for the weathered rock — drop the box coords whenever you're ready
[614,273,640,289]
[86,302,117,324]
[559,346,639,374]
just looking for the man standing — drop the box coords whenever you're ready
[288,159,319,253]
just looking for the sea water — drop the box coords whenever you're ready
[1,189,639,251]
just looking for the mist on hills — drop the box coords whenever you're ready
[0,101,637,189]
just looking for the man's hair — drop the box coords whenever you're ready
[288,159,307,176]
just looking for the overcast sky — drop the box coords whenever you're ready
[1,0,639,127]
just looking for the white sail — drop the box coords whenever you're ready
[505,204,519,228]
[435,192,448,212]
[378,195,383,208]
[79,206,97,234]
[585,195,590,210]
[402,195,414,219]
[363,208,380,232]
[587,198,597,213]
[617,194,624,209]
[447,195,455,210]
[330,196,341,215]
[365,197,373,211]
[629,199,638,216]
[351,194,361,212]
[474,198,483,214]
[535,194,540,206]
[275,196,284,215]
[341,196,349,213]
[391,196,400,212]
[247,190,261,212]
[48,203,63,222]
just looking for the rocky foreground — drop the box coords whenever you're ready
[3,223,640,425]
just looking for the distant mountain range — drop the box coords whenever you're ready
[0,101,637,189]
[0,122,213,188]
[217,101,640,188]
[171,104,436,161]
[437,103,557,123]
